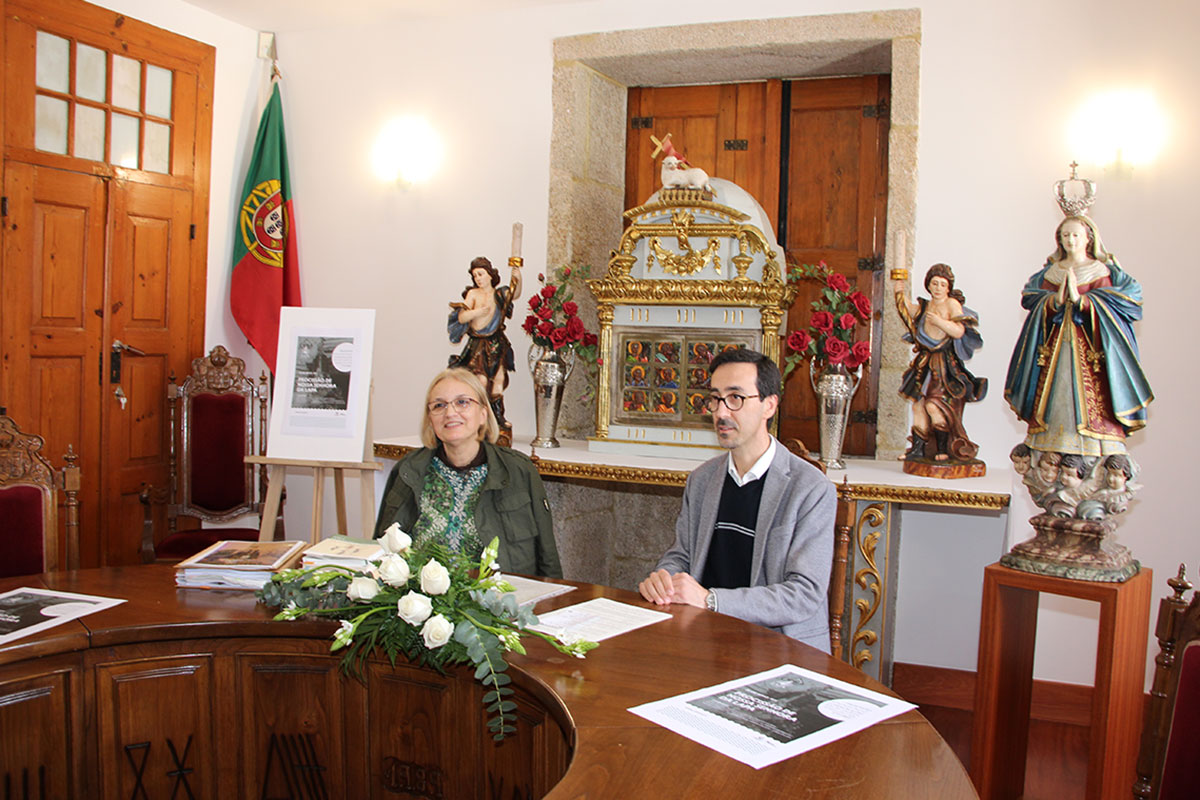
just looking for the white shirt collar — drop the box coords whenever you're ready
[726,437,777,487]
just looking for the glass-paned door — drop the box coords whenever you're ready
[34,30,174,173]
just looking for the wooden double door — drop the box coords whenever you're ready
[626,76,890,456]
[0,0,213,566]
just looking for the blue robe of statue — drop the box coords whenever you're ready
[1003,257,1152,456]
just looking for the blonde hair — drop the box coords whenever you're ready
[419,368,499,448]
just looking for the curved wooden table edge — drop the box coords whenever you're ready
[2,567,978,798]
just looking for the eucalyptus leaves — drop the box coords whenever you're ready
[257,527,595,740]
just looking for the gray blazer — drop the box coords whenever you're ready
[656,441,836,652]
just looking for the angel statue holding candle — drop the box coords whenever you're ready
[892,263,988,476]
[448,254,521,446]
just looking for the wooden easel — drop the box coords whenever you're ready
[247,394,383,544]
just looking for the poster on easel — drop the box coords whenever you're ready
[268,307,375,462]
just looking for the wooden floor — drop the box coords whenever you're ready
[919,704,1091,800]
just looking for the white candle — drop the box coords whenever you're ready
[511,222,523,259]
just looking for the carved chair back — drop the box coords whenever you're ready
[0,411,80,577]
[782,437,850,662]
[1134,564,1200,800]
[141,346,271,561]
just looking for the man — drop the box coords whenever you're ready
[638,348,836,652]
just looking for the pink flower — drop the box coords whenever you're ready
[562,300,578,316]
[838,313,857,330]
[827,272,851,293]
[824,337,850,363]
[810,311,834,333]
[786,330,812,354]
[849,291,872,320]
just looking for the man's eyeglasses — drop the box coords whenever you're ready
[704,393,760,412]
[427,397,480,416]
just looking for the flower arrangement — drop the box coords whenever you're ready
[521,264,599,355]
[521,264,601,400]
[782,260,873,377]
[257,525,596,740]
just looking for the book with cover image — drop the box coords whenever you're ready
[301,535,385,569]
[175,540,307,590]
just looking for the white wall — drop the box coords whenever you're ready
[108,0,1198,687]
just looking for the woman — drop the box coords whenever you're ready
[893,263,987,462]
[374,368,561,577]
[1004,215,1153,457]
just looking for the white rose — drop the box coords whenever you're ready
[421,614,454,649]
[346,576,380,602]
[396,591,433,625]
[420,559,452,595]
[377,554,412,588]
[379,523,413,555]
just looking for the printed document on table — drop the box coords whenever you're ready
[0,587,126,645]
[530,597,670,641]
[628,663,916,769]
[497,575,575,607]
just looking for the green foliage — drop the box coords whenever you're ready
[255,535,596,740]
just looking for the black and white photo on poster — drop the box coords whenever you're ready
[628,663,915,769]
[291,335,353,411]
[0,587,126,644]
[268,307,376,462]
[687,671,884,743]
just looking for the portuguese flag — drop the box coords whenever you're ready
[230,82,302,372]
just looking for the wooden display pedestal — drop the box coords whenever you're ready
[970,562,1152,800]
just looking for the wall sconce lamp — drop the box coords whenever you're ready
[1067,89,1167,179]
[371,115,444,186]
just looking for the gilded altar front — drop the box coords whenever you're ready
[587,185,798,457]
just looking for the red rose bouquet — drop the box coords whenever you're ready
[521,264,600,398]
[782,260,872,377]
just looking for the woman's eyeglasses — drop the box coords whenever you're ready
[428,397,480,416]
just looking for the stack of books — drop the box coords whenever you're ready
[300,536,385,571]
[174,540,307,590]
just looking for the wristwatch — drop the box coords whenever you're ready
[705,590,717,612]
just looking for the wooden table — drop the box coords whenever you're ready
[1,567,977,798]
[971,563,1152,800]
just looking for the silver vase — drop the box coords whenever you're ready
[809,360,862,469]
[528,345,576,448]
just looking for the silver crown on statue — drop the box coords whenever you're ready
[1054,161,1097,217]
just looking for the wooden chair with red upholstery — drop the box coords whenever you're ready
[1134,564,1200,800]
[139,345,282,562]
[0,410,80,578]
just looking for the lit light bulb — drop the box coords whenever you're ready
[1067,89,1167,175]
[371,115,444,185]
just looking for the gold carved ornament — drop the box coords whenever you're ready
[851,504,886,670]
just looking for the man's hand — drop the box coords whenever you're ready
[670,571,710,609]
[638,569,676,605]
